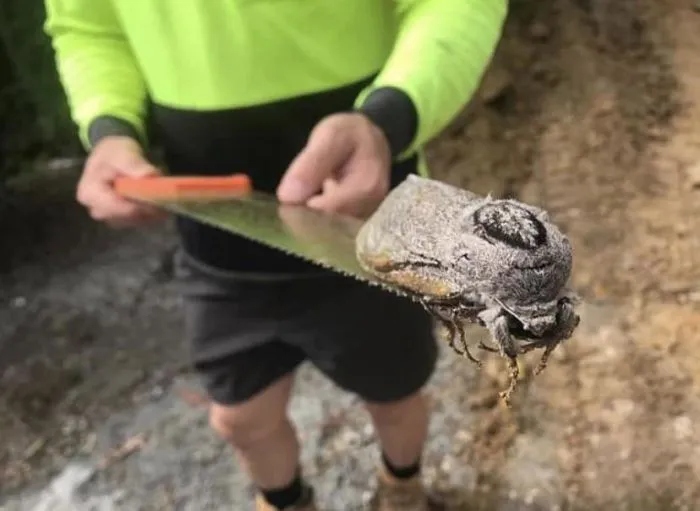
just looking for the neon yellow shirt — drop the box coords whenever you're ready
[44,0,507,156]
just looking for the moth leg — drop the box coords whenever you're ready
[519,341,538,353]
[419,300,464,356]
[518,337,558,375]
[449,309,481,366]
[522,298,579,372]
[534,342,557,375]
[490,313,520,407]
[501,357,519,408]
[534,297,580,374]
[470,311,502,354]
[442,317,464,356]
[441,302,498,358]
[518,337,550,353]
[432,301,482,365]
[477,320,500,353]
[490,313,519,359]
[478,340,500,353]
[419,294,463,309]
[419,299,482,365]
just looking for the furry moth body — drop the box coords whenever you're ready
[355,175,580,404]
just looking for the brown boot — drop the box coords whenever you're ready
[369,466,445,511]
[254,485,318,511]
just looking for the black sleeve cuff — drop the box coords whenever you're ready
[87,115,142,149]
[356,86,418,159]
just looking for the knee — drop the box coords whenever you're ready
[365,391,428,426]
[209,402,289,450]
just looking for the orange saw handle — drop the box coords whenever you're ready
[114,173,253,200]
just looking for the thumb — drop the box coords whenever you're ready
[111,146,161,178]
[125,159,162,178]
[277,121,354,203]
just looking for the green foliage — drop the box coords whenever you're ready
[0,0,82,182]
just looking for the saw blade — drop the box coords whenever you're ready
[137,191,412,298]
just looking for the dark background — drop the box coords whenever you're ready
[0,1,82,184]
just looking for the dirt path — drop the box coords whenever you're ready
[1,1,700,510]
[427,0,700,508]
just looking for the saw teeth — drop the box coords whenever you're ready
[159,200,412,301]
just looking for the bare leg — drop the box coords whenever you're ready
[364,391,429,470]
[208,374,299,489]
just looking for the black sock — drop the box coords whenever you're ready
[260,474,305,510]
[382,452,421,479]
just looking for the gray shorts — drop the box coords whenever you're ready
[173,250,438,405]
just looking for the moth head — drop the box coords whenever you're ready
[455,198,572,309]
[499,292,581,343]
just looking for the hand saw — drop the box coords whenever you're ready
[114,173,405,296]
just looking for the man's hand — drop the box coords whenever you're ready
[76,136,167,228]
[276,112,391,219]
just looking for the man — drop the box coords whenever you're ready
[43,1,506,510]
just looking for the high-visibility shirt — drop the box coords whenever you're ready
[45,0,506,155]
[44,0,507,274]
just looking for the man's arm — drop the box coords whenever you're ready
[44,0,147,149]
[355,0,507,159]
